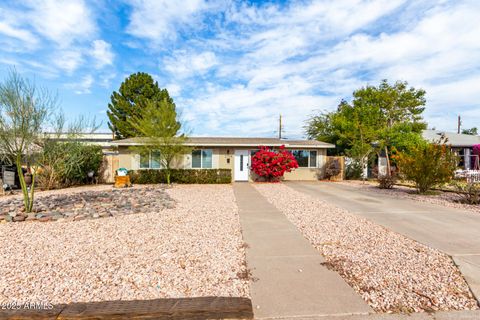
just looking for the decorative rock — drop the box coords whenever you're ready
[74,215,87,221]
[38,216,52,222]
[0,185,175,223]
[13,215,26,222]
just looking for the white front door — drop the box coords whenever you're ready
[234,150,250,181]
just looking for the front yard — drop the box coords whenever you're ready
[255,183,478,313]
[1,181,479,316]
[0,185,249,304]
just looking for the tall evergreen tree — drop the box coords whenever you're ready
[107,72,175,139]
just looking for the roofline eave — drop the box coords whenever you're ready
[112,142,335,148]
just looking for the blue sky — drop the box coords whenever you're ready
[0,0,479,138]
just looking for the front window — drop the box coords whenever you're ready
[140,151,150,169]
[291,150,317,168]
[309,150,317,167]
[192,149,213,168]
[139,150,162,169]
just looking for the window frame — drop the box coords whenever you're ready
[191,149,213,169]
[290,149,318,168]
[139,150,163,169]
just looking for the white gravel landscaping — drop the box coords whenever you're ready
[0,185,249,305]
[254,183,478,313]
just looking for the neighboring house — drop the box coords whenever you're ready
[422,130,480,170]
[112,137,335,181]
[47,132,115,153]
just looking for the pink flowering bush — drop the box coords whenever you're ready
[251,145,298,182]
[473,144,480,156]
[473,144,480,170]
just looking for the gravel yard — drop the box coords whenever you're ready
[338,181,480,214]
[255,183,478,313]
[0,185,249,304]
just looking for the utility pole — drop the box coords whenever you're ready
[278,114,284,139]
[458,115,462,134]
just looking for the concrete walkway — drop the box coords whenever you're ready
[288,181,480,304]
[233,183,371,319]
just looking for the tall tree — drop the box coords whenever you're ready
[0,70,56,214]
[107,72,174,139]
[128,97,190,184]
[306,80,427,160]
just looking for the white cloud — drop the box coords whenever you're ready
[0,7,39,52]
[53,50,83,73]
[166,83,181,96]
[163,51,217,78]
[0,21,37,46]
[173,1,480,137]
[26,0,96,46]
[99,72,117,88]
[126,0,212,44]
[66,74,94,94]
[0,0,99,75]
[90,40,114,68]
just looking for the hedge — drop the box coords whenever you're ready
[129,169,232,184]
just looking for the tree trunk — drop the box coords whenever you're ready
[15,155,31,213]
[28,174,36,213]
[384,146,391,177]
[165,168,171,185]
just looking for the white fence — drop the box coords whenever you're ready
[455,170,480,183]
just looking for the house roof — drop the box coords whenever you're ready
[45,132,115,148]
[422,130,480,147]
[111,136,335,149]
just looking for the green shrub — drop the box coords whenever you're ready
[452,181,480,205]
[129,169,232,184]
[394,141,457,194]
[372,166,398,189]
[38,141,104,189]
[345,158,363,180]
[377,172,397,189]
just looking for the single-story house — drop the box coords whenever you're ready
[111,137,335,181]
[422,130,480,170]
[47,132,116,152]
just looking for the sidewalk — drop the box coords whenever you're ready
[233,183,371,319]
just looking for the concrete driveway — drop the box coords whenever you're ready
[287,181,480,303]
